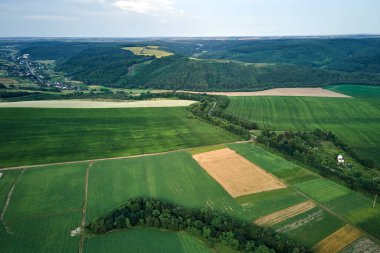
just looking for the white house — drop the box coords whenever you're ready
[337,155,345,164]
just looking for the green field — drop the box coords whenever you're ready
[325,84,380,98]
[226,95,380,165]
[86,151,244,221]
[272,208,344,248]
[236,188,306,220]
[293,178,351,203]
[0,163,88,252]
[84,229,212,253]
[0,107,239,168]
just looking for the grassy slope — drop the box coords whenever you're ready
[226,96,380,165]
[84,229,212,253]
[0,107,239,168]
[228,143,380,242]
[86,151,244,221]
[0,163,88,252]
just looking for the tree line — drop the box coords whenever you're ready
[86,197,308,253]
[257,129,379,196]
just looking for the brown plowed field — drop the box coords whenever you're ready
[254,200,316,226]
[192,148,286,198]
[313,225,363,253]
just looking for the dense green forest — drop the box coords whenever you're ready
[86,197,308,253]
[13,38,380,90]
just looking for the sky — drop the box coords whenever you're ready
[0,0,380,37]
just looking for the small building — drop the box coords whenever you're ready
[337,155,345,164]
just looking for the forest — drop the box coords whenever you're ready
[11,38,380,91]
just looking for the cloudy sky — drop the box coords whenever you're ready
[0,0,379,37]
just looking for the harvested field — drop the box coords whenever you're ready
[0,99,195,108]
[192,148,286,198]
[254,200,316,226]
[313,225,363,253]
[341,237,380,253]
[179,88,350,97]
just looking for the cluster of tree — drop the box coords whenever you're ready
[86,197,308,253]
[257,129,379,196]
[188,94,257,139]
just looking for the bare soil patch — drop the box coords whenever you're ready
[192,148,286,198]
[254,200,316,226]
[0,99,195,108]
[313,225,363,253]
[178,88,351,98]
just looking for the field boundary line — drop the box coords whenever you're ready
[79,162,92,253]
[0,141,250,172]
[254,200,316,226]
[0,169,24,235]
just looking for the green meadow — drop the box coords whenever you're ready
[226,94,380,165]
[0,107,239,168]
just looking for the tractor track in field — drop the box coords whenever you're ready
[78,162,92,253]
[1,169,24,235]
[0,141,250,172]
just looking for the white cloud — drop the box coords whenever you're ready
[113,0,183,15]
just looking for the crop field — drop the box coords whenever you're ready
[228,143,380,241]
[325,84,380,98]
[192,148,286,198]
[236,188,306,220]
[86,151,245,221]
[0,107,239,168]
[313,225,363,253]
[226,95,380,165]
[272,208,345,248]
[84,229,212,253]
[0,163,88,252]
[323,192,380,239]
[293,178,351,203]
[0,77,17,85]
[122,46,173,58]
[254,200,316,227]
[228,143,316,182]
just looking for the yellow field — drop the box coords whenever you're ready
[313,225,363,253]
[193,148,286,198]
[122,46,173,58]
[254,200,316,226]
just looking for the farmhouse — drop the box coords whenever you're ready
[337,154,345,164]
